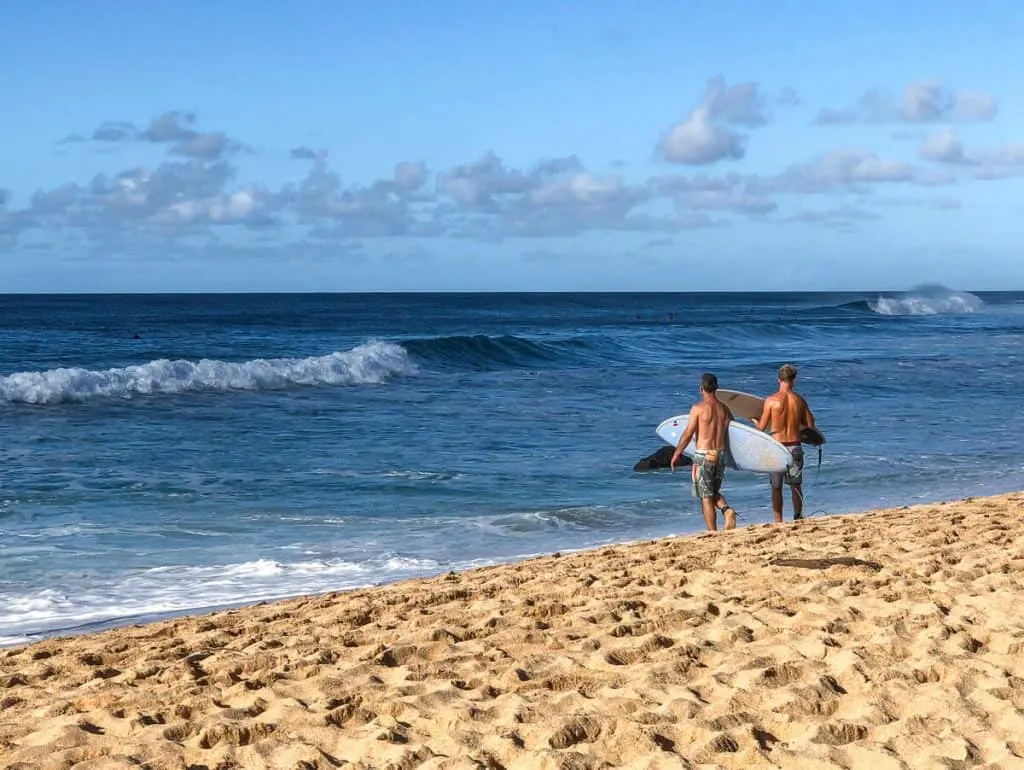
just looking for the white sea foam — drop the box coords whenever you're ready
[0,554,447,643]
[0,341,415,404]
[868,286,984,316]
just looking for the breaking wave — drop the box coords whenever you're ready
[0,341,416,405]
[866,285,985,316]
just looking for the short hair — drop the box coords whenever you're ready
[778,363,797,383]
[700,372,718,392]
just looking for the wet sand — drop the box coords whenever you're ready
[3,491,1024,769]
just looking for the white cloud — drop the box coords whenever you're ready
[919,128,969,164]
[657,76,775,165]
[659,104,746,165]
[4,81,1017,257]
[816,80,998,124]
[918,129,1024,179]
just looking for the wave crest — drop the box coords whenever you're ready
[402,333,605,369]
[866,285,984,316]
[0,341,416,405]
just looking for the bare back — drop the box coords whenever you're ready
[692,397,732,451]
[762,390,813,444]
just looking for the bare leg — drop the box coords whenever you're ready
[701,497,717,531]
[771,486,784,523]
[715,495,736,530]
[791,485,804,520]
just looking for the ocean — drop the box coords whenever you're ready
[1,288,1022,646]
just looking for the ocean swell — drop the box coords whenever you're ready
[400,333,612,369]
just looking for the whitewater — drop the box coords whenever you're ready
[2,288,1022,646]
[0,341,415,404]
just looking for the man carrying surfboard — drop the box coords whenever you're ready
[753,363,816,523]
[670,372,737,531]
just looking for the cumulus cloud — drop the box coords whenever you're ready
[755,150,931,194]
[657,76,774,165]
[171,132,235,160]
[503,171,656,237]
[702,78,769,127]
[393,161,428,192]
[949,91,999,121]
[152,188,270,228]
[816,80,998,124]
[6,81,1017,256]
[281,155,433,238]
[918,129,1024,179]
[437,152,542,210]
[659,108,746,165]
[140,111,198,143]
[919,128,970,164]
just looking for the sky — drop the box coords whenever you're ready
[1,1,1023,293]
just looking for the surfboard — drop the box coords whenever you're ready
[655,414,793,473]
[717,389,827,446]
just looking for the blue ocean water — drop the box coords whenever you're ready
[1,288,1022,646]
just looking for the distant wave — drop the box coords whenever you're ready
[844,285,985,316]
[0,341,416,405]
[401,333,610,369]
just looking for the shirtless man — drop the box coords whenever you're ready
[670,372,737,531]
[754,363,815,523]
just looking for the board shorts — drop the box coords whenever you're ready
[770,444,804,489]
[691,449,725,499]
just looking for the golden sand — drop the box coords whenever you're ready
[3,492,1024,769]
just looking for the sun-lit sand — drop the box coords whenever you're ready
[3,492,1024,769]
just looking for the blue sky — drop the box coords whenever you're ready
[1,1,1022,292]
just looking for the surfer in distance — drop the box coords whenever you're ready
[752,363,816,523]
[670,372,738,531]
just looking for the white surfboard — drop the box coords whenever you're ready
[717,388,827,446]
[656,414,793,473]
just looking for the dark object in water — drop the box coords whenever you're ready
[633,445,690,472]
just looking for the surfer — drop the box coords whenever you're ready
[753,363,816,523]
[670,372,737,531]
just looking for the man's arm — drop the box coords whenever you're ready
[753,398,772,432]
[670,405,699,471]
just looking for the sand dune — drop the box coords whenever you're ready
[3,492,1024,769]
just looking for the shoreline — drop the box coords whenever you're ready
[10,479,1021,651]
[3,490,1024,767]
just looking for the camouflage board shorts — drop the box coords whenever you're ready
[770,444,804,488]
[691,449,725,499]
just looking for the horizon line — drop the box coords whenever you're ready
[0,287,1013,297]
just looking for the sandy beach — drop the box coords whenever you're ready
[3,492,1024,769]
